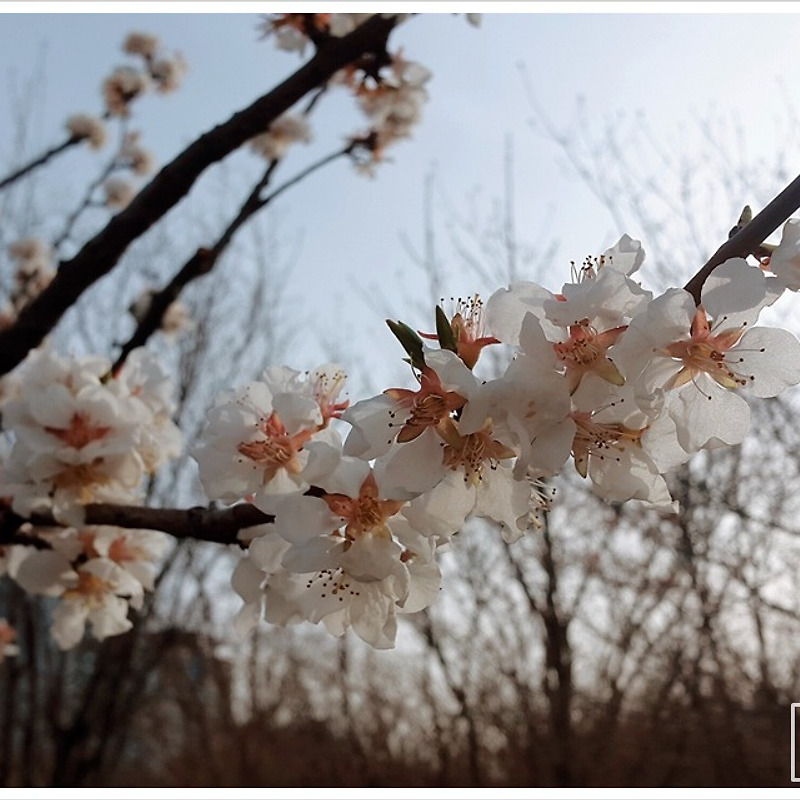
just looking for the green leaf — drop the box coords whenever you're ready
[386,319,426,371]
[434,305,458,354]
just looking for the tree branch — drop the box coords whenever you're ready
[0,502,275,549]
[112,142,354,372]
[0,14,399,377]
[0,135,77,193]
[683,171,800,302]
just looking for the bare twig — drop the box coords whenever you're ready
[0,135,77,193]
[111,141,354,371]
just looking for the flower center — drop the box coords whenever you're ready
[440,421,515,485]
[108,536,141,564]
[305,566,365,600]
[63,571,114,608]
[663,330,753,391]
[324,474,404,541]
[236,411,309,481]
[45,412,111,449]
[571,412,647,477]
[554,322,603,366]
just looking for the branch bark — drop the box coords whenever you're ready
[0,502,274,548]
[0,14,400,377]
[683,171,800,302]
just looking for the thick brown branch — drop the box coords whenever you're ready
[683,171,800,303]
[0,14,399,377]
[0,502,275,549]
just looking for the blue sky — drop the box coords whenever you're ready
[2,7,800,389]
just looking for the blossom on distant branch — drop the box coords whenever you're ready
[0,347,181,526]
[104,176,136,209]
[123,32,160,60]
[249,113,312,162]
[102,66,149,117]
[65,113,108,150]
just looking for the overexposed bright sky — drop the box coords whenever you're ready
[2,4,800,388]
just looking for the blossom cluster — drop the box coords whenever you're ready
[2,525,169,650]
[0,348,181,650]
[2,228,800,653]
[254,13,431,173]
[0,347,182,526]
[104,31,186,117]
[0,239,55,330]
[184,229,800,648]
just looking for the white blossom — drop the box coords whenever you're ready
[65,113,107,150]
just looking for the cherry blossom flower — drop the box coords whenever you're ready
[10,523,167,649]
[150,54,187,94]
[495,314,577,476]
[113,347,183,473]
[119,131,155,176]
[767,218,800,291]
[123,32,160,59]
[194,364,346,510]
[7,238,55,311]
[104,176,136,209]
[419,295,499,369]
[616,258,799,451]
[247,458,441,648]
[129,290,195,338]
[487,236,650,395]
[342,349,473,461]
[102,66,148,117]
[0,347,181,525]
[353,52,430,170]
[249,114,312,162]
[399,413,532,544]
[14,548,143,650]
[568,377,683,510]
[258,14,327,56]
[83,525,170,592]
[65,113,107,150]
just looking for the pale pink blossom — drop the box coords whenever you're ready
[104,176,136,209]
[487,236,650,395]
[246,459,441,648]
[14,549,143,650]
[102,66,148,117]
[194,365,346,509]
[150,54,187,93]
[65,113,107,150]
[123,31,160,59]
[119,131,155,176]
[249,114,312,162]
[767,218,800,291]
[615,258,798,451]
[0,347,181,525]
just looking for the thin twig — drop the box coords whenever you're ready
[0,136,77,193]
[111,142,354,371]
